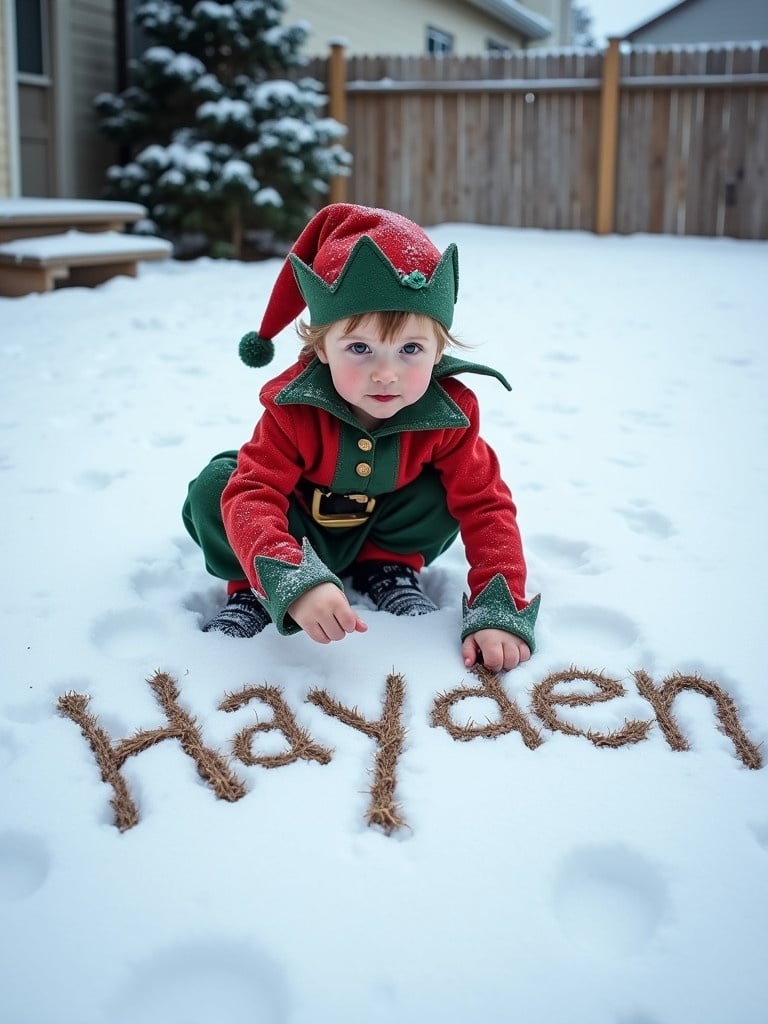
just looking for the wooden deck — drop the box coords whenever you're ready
[0,198,148,243]
[0,199,172,297]
[0,230,172,297]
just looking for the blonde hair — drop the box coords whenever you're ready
[296,310,463,362]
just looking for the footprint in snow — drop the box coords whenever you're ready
[516,430,543,445]
[105,941,289,1024]
[0,729,20,768]
[90,608,167,660]
[74,468,127,492]
[553,843,668,955]
[171,533,205,563]
[607,453,645,469]
[543,350,580,363]
[749,820,768,851]
[542,401,580,415]
[130,562,187,601]
[149,431,185,448]
[91,409,115,425]
[548,604,640,652]
[714,354,753,367]
[0,831,51,902]
[527,534,606,575]
[620,408,672,431]
[2,696,54,725]
[618,500,677,540]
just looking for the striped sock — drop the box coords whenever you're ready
[351,561,438,617]
[203,591,271,638]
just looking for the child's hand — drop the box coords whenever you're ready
[288,583,368,644]
[462,629,531,673]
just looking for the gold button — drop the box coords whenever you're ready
[358,438,373,452]
[355,462,372,477]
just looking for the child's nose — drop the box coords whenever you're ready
[371,356,397,383]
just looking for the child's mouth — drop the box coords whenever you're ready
[370,395,397,403]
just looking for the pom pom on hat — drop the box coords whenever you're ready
[239,331,275,368]
[239,203,458,368]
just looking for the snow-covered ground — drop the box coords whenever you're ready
[1,224,767,1023]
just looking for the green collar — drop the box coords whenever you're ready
[275,355,511,436]
[433,354,511,390]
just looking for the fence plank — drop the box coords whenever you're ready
[698,48,729,236]
[725,46,756,238]
[651,48,671,232]
[744,47,768,238]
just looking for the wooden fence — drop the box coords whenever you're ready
[304,42,768,240]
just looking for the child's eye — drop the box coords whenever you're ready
[401,342,423,355]
[348,342,370,355]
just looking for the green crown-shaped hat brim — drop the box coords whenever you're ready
[288,235,459,330]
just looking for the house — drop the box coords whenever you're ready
[0,0,569,201]
[624,0,768,45]
[1,0,118,199]
[289,0,571,56]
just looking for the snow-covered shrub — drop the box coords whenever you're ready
[95,0,351,257]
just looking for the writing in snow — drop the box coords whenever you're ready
[58,664,763,835]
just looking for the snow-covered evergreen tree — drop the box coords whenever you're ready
[571,3,596,47]
[95,0,351,257]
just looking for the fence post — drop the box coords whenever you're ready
[595,37,621,234]
[328,41,348,205]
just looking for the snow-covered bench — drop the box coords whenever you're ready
[0,230,173,297]
[0,198,148,243]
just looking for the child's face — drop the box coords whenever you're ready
[317,314,442,430]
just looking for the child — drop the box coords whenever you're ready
[183,204,539,672]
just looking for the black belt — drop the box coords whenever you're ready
[298,481,376,528]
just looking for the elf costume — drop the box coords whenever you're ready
[183,203,539,647]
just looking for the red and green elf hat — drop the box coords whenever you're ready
[239,203,459,368]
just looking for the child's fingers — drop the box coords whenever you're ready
[461,636,479,668]
[331,602,367,636]
[480,638,507,672]
[463,632,532,672]
[313,606,367,642]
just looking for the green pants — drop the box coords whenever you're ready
[182,450,460,583]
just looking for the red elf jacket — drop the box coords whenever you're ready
[221,355,540,647]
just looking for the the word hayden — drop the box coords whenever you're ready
[57,665,763,835]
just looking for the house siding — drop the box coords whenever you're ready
[628,0,768,44]
[289,0,548,55]
[526,0,571,45]
[0,0,12,195]
[62,0,119,196]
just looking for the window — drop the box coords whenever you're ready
[426,26,454,55]
[487,38,513,55]
[15,0,49,77]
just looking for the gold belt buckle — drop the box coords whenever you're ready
[310,488,376,528]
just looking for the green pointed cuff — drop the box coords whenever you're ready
[254,538,344,635]
[461,576,541,652]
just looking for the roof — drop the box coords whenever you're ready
[625,0,699,39]
[464,0,552,41]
